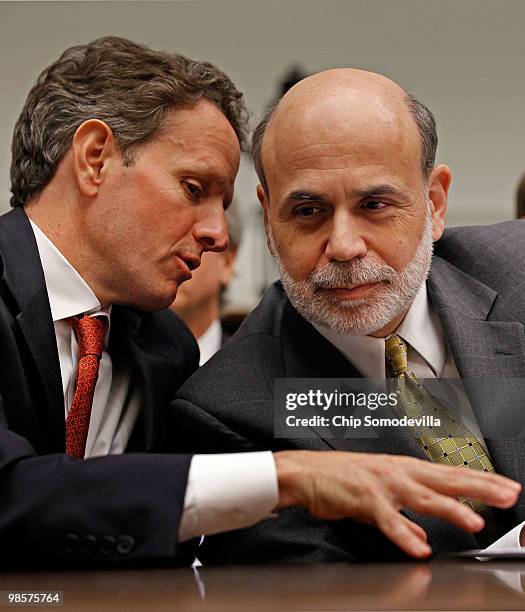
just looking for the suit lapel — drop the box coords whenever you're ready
[110,307,190,453]
[429,256,525,526]
[281,301,361,380]
[0,208,64,450]
[428,256,525,378]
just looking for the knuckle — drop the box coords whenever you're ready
[414,491,434,510]
[487,473,507,486]
[443,473,463,490]
[378,465,398,481]
[444,498,467,519]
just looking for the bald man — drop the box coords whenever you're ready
[172,69,525,563]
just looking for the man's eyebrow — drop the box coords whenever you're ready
[180,162,230,184]
[353,185,408,199]
[284,185,409,204]
[285,191,330,204]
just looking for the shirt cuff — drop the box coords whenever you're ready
[178,451,278,542]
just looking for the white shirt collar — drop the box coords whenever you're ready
[397,281,446,376]
[29,220,111,323]
[313,282,447,378]
[197,318,222,366]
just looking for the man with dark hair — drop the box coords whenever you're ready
[173,69,525,564]
[10,36,250,208]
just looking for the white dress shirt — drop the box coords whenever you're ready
[29,220,278,542]
[197,318,223,366]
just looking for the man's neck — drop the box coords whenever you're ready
[24,198,111,308]
[25,201,109,308]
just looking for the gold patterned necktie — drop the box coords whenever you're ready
[385,335,494,512]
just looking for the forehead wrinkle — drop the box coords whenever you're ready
[266,92,418,167]
[208,130,239,148]
[270,124,415,169]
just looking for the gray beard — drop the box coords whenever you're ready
[268,209,434,336]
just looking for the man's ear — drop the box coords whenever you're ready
[257,183,275,256]
[72,120,117,197]
[427,164,452,242]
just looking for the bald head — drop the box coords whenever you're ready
[273,69,408,121]
[253,69,437,194]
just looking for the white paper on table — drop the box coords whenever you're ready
[469,521,525,560]
[450,521,525,559]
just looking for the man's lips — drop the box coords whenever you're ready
[174,251,202,282]
[319,281,382,300]
[174,256,194,282]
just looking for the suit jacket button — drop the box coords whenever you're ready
[65,533,78,554]
[116,535,135,555]
[99,535,117,556]
[81,534,97,555]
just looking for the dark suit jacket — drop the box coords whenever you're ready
[0,207,199,567]
[172,221,525,564]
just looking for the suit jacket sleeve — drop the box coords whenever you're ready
[0,400,194,567]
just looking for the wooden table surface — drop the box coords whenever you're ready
[1,560,525,611]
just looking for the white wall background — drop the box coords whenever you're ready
[1,0,524,303]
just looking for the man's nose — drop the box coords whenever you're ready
[324,211,367,262]
[193,205,229,253]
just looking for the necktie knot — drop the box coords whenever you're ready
[385,335,409,377]
[69,315,107,359]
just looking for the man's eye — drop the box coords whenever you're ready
[363,200,386,210]
[183,181,203,198]
[293,205,323,217]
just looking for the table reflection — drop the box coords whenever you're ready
[0,560,524,611]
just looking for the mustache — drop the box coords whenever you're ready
[309,258,397,289]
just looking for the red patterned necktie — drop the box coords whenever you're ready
[66,314,107,459]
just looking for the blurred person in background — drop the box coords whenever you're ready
[171,203,242,364]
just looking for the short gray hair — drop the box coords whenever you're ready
[252,92,438,193]
[10,36,250,207]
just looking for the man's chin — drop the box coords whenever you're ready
[117,286,180,312]
[288,293,399,336]
[312,314,387,336]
